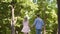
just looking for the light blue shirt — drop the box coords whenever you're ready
[33,17,44,29]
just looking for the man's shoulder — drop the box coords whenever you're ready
[35,18,43,20]
[38,18,43,22]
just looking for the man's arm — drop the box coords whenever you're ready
[31,19,37,27]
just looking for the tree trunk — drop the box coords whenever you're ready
[57,0,60,34]
[44,16,46,34]
[44,24,46,34]
[11,6,15,34]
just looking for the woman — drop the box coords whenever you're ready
[21,16,30,34]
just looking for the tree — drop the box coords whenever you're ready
[0,0,58,34]
[57,0,60,34]
[0,0,38,34]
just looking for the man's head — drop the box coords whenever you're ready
[37,14,40,17]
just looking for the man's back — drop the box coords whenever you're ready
[34,17,44,29]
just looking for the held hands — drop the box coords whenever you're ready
[29,24,33,28]
[31,25,34,28]
[29,24,34,29]
[31,25,33,28]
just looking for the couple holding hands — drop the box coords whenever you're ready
[21,14,44,34]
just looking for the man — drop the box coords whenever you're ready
[32,14,44,34]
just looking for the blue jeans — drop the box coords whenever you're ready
[36,29,42,34]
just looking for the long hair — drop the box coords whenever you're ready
[24,16,28,21]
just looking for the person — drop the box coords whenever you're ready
[21,16,30,34]
[32,14,44,34]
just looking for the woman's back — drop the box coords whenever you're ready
[23,21,29,27]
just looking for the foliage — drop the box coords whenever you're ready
[0,0,58,34]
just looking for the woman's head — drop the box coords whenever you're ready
[24,16,28,21]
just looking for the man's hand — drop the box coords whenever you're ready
[31,25,34,28]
